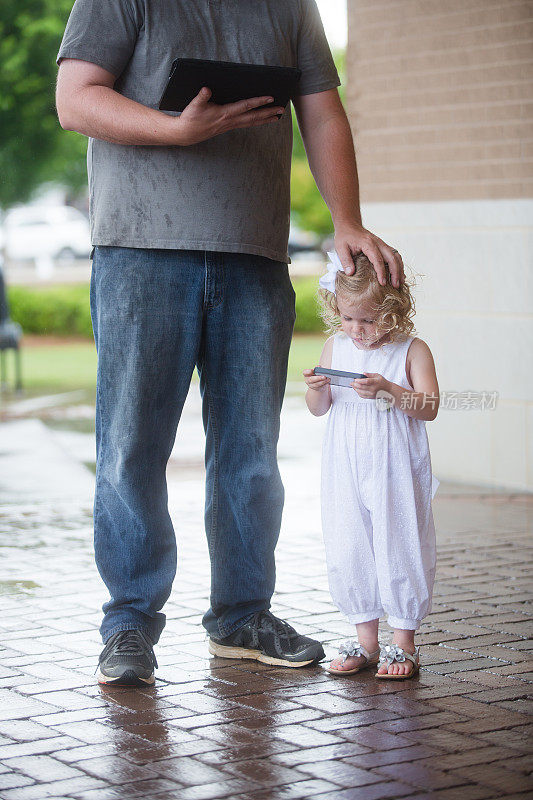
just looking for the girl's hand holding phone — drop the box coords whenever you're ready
[351,372,391,399]
[303,368,330,391]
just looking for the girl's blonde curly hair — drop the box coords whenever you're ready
[318,252,417,342]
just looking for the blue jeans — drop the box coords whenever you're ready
[90,247,295,644]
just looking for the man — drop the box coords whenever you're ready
[56,0,404,685]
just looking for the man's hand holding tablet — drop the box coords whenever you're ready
[158,58,300,145]
[176,86,285,146]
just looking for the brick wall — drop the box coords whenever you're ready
[346,0,533,201]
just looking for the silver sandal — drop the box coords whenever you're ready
[327,640,381,676]
[375,644,420,680]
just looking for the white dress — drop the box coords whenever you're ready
[321,332,438,630]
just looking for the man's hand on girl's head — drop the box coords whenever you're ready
[334,224,405,289]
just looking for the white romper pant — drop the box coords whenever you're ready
[321,333,438,630]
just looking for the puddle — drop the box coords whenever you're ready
[0,504,94,551]
[0,579,40,595]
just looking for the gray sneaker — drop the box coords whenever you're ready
[208,610,325,667]
[96,629,158,686]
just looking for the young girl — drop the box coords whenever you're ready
[304,250,439,679]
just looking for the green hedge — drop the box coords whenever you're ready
[7,277,324,337]
[7,285,93,337]
[293,277,324,333]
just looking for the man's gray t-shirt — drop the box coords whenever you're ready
[57,0,340,263]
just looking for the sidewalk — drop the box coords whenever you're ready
[0,395,531,800]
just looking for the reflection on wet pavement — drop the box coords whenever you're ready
[0,386,532,798]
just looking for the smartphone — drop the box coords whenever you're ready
[313,367,366,387]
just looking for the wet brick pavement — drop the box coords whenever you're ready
[0,395,532,800]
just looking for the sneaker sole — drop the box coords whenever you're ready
[208,639,317,668]
[96,667,155,686]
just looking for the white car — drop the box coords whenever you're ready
[288,221,321,259]
[1,205,91,261]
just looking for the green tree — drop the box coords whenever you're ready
[0,1,86,209]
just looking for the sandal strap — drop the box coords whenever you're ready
[378,644,419,667]
[338,640,380,664]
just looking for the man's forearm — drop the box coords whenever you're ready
[302,112,362,228]
[58,85,181,145]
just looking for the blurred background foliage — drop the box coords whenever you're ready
[0,0,87,209]
[7,284,93,337]
[0,0,345,238]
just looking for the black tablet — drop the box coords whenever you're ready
[158,58,301,113]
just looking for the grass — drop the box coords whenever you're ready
[6,339,98,394]
[2,333,327,397]
[288,333,327,381]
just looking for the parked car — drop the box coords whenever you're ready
[1,205,91,262]
[288,221,322,259]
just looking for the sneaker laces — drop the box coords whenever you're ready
[252,610,300,649]
[99,630,158,668]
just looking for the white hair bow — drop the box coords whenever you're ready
[318,250,345,295]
